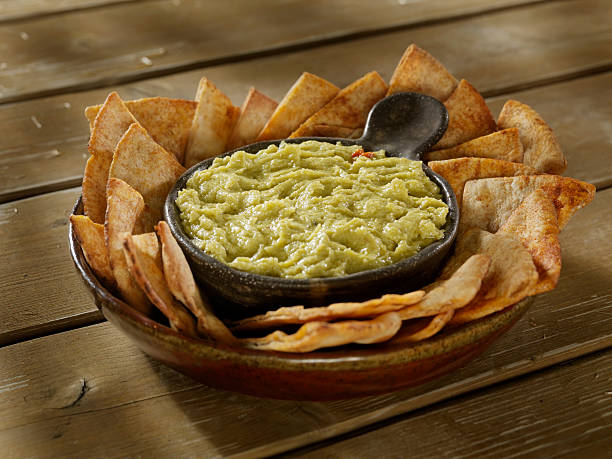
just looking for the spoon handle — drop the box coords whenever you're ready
[358,92,448,160]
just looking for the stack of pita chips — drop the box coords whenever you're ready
[71,43,596,353]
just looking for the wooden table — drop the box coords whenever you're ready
[1,1,611,457]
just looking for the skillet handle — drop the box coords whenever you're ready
[358,92,449,160]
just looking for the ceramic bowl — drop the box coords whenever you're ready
[164,93,459,312]
[70,196,532,400]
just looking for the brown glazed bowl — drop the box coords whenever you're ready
[70,196,532,401]
[165,93,459,312]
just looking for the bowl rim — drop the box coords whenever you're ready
[70,196,532,372]
[164,137,460,291]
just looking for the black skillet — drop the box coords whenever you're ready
[164,92,458,315]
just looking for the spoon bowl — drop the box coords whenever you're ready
[164,92,458,314]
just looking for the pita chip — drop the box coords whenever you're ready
[428,157,539,204]
[460,175,595,233]
[241,312,402,353]
[423,128,524,163]
[70,215,115,288]
[289,71,387,138]
[303,124,362,139]
[155,221,236,344]
[390,310,454,344]
[231,291,424,333]
[83,92,138,223]
[256,72,339,141]
[123,232,197,337]
[497,100,567,174]
[498,189,561,295]
[183,77,240,167]
[387,44,458,101]
[226,88,278,150]
[109,123,185,229]
[105,178,151,314]
[433,79,497,150]
[86,97,197,164]
[442,228,538,324]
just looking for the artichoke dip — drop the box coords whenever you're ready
[176,140,448,279]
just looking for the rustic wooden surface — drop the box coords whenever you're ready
[1,0,610,457]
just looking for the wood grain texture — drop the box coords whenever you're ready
[288,350,612,459]
[0,188,610,457]
[0,0,608,104]
[0,1,146,23]
[0,188,102,346]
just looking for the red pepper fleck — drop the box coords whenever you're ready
[352,149,374,159]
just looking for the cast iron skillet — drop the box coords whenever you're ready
[164,92,459,313]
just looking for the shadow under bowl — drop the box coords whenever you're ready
[164,138,459,314]
[70,196,532,400]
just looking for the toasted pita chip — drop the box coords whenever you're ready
[397,254,491,321]
[70,214,115,288]
[433,79,496,150]
[289,71,387,138]
[155,221,236,344]
[109,123,185,229]
[460,175,595,233]
[226,88,278,150]
[390,310,454,344]
[183,77,240,167]
[498,189,561,295]
[423,128,524,163]
[428,158,539,204]
[83,92,138,223]
[86,97,197,164]
[256,72,339,141]
[231,291,424,333]
[387,44,458,101]
[105,178,151,314]
[241,312,402,353]
[123,233,197,337]
[497,100,566,174]
[441,228,538,325]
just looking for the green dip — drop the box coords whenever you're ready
[176,140,448,279]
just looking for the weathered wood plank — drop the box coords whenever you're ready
[0,188,610,457]
[0,0,609,104]
[3,10,612,202]
[0,1,146,23]
[0,188,103,347]
[288,350,612,459]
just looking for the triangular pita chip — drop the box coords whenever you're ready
[423,128,524,163]
[231,291,424,333]
[428,157,539,204]
[256,72,339,141]
[109,123,185,229]
[241,312,402,353]
[497,100,566,174]
[289,71,387,138]
[397,253,491,320]
[300,124,362,139]
[390,310,454,344]
[86,97,197,164]
[83,92,138,223]
[498,189,561,295]
[70,214,115,288]
[123,233,197,337]
[105,178,151,314]
[155,221,236,344]
[433,79,496,150]
[460,175,595,233]
[387,44,458,101]
[184,77,240,167]
[441,228,538,324]
[226,88,278,150]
